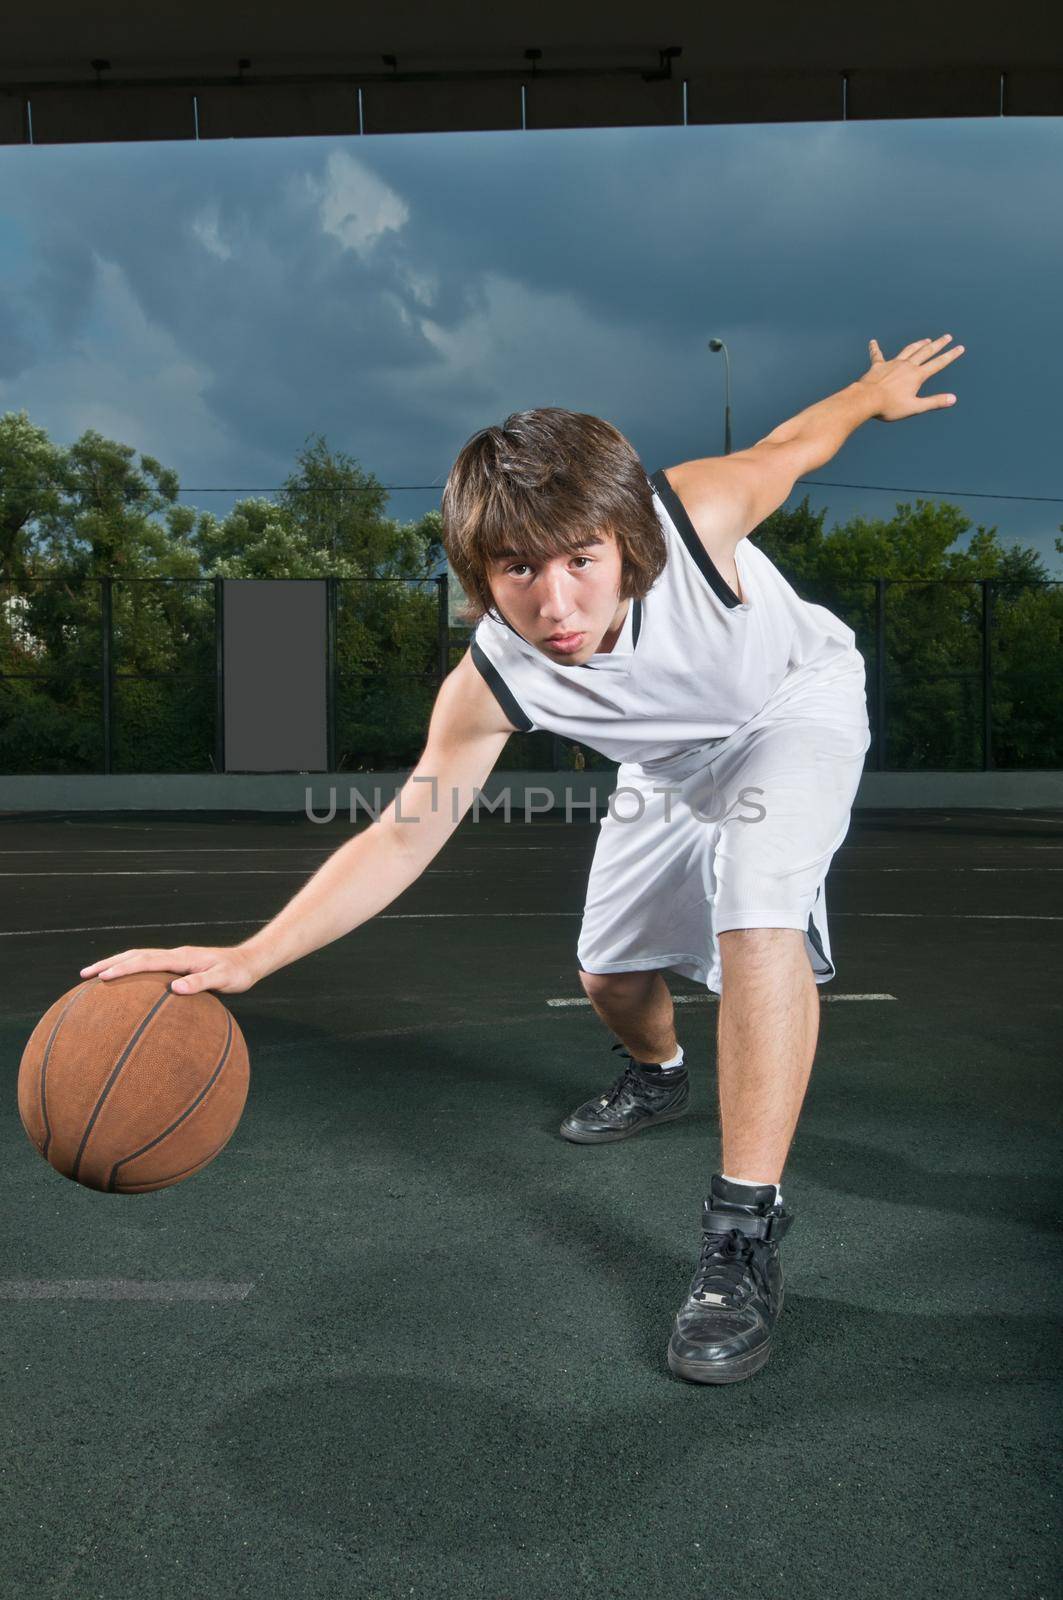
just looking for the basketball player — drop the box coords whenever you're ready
[80,334,964,1384]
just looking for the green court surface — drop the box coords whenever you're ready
[1,807,1060,1599]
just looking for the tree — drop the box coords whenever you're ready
[754,494,1062,768]
[0,416,447,772]
[0,412,65,585]
[273,433,435,579]
[2,412,1059,773]
[32,426,201,580]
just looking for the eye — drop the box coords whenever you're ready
[504,554,593,578]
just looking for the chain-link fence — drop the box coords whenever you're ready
[1,573,1061,774]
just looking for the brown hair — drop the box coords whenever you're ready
[441,407,667,628]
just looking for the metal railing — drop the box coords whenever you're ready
[1,573,1061,774]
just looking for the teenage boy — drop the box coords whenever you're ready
[80,333,964,1382]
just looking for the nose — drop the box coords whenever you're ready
[537,572,579,627]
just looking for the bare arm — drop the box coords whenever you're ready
[78,649,518,994]
[666,333,965,548]
[236,651,515,982]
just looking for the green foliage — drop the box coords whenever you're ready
[1,412,1060,773]
[752,493,1063,769]
[333,579,441,769]
[0,415,442,772]
[0,412,65,585]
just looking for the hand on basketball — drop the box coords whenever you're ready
[857,334,965,421]
[78,945,259,995]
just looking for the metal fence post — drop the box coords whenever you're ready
[982,577,994,771]
[326,575,337,770]
[437,572,449,683]
[100,575,113,775]
[874,577,887,772]
[213,575,225,774]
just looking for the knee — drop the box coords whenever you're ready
[578,967,649,1003]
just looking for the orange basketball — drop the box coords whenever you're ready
[17,972,250,1194]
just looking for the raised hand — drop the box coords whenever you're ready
[858,334,965,422]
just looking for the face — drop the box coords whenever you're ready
[486,532,628,663]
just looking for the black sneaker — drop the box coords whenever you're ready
[667,1173,795,1384]
[559,1040,690,1144]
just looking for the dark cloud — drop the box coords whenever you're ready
[0,119,1060,569]
[0,290,35,377]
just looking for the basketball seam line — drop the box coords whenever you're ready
[107,1010,235,1193]
[38,982,100,1161]
[115,1148,227,1192]
[71,987,177,1184]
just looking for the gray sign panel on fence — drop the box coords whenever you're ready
[222,580,327,772]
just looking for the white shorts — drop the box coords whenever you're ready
[575,712,871,994]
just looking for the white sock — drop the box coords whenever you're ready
[643,1045,684,1072]
[720,1172,783,1207]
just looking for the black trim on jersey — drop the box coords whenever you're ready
[470,639,534,732]
[486,604,523,639]
[806,887,835,980]
[583,595,643,671]
[649,467,744,609]
[486,599,643,670]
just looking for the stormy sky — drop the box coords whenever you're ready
[1,115,1060,574]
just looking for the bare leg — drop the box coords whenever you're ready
[578,968,679,1065]
[714,927,819,1186]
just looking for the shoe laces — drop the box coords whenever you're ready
[605,1038,675,1091]
[690,1224,775,1310]
[597,1057,650,1109]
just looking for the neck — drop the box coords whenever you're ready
[596,597,630,654]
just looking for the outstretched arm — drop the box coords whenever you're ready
[77,651,514,995]
[758,332,966,474]
[663,332,966,547]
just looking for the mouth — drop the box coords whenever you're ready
[545,631,584,653]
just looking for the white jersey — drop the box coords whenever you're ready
[470,467,869,769]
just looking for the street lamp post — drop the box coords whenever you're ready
[708,337,733,455]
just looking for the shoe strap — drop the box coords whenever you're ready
[702,1199,794,1243]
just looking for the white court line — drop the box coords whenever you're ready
[0,1279,254,1301]
[2,865,1061,878]
[3,910,1062,940]
[0,914,581,938]
[0,846,559,855]
[0,869,476,880]
[983,815,1063,824]
[4,844,1056,857]
[548,993,896,1007]
[8,845,1060,854]
[0,846,574,856]
[0,870,377,883]
[834,912,1063,919]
